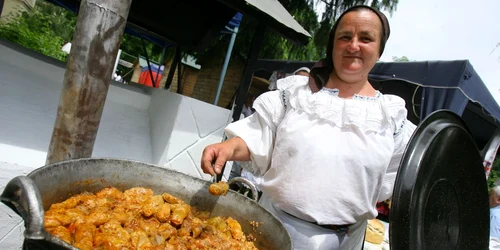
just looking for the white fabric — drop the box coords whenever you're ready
[61,42,71,54]
[259,193,367,250]
[225,75,416,249]
[491,237,500,249]
[241,169,261,188]
[293,67,311,75]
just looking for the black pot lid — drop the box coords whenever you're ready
[389,110,490,250]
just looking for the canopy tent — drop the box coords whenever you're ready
[369,60,500,150]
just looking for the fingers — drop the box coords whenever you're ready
[201,144,230,176]
[213,150,228,175]
[201,147,216,176]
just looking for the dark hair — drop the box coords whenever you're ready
[309,5,390,91]
[246,92,255,100]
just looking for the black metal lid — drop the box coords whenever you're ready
[390,110,490,250]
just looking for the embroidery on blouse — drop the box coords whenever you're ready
[354,92,382,101]
[281,90,287,110]
[393,118,406,137]
[321,88,339,95]
[277,79,392,133]
[320,88,381,101]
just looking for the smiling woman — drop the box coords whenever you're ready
[332,10,382,83]
[200,5,416,250]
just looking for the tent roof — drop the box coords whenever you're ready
[369,60,500,123]
[369,60,500,149]
[45,0,311,50]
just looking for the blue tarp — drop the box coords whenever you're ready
[369,60,500,148]
[370,60,500,123]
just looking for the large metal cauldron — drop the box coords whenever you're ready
[0,158,292,250]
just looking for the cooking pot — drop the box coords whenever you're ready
[0,158,292,250]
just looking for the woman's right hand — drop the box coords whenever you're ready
[201,142,235,176]
[200,137,251,176]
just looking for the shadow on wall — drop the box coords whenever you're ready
[148,87,233,181]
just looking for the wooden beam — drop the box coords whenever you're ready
[46,0,133,164]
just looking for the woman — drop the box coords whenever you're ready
[201,5,416,250]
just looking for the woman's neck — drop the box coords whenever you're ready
[324,72,376,98]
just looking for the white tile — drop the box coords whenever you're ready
[0,162,33,188]
[167,152,202,179]
[0,204,22,241]
[187,128,226,181]
[0,222,23,249]
[163,101,200,162]
[187,98,231,138]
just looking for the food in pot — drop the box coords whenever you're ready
[208,181,229,196]
[44,187,258,250]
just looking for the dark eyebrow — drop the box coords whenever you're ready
[336,30,377,37]
[359,31,376,37]
[336,30,353,36]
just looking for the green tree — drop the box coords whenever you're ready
[0,0,401,65]
[488,157,500,191]
[392,56,410,62]
[0,0,164,65]
[195,0,321,64]
[0,1,73,61]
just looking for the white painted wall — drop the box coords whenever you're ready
[0,40,234,248]
[149,88,233,180]
[0,43,154,169]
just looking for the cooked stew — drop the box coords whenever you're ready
[44,187,259,250]
[208,182,229,196]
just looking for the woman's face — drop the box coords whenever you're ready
[332,10,382,83]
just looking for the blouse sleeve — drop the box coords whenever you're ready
[377,96,418,202]
[224,90,285,176]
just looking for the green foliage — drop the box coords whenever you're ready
[0,0,401,67]
[196,0,320,63]
[0,0,164,70]
[211,0,401,62]
[488,158,500,191]
[392,56,410,62]
[119,34,167,64]
[0,1,73,61]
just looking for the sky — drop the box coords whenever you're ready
[315,0,500,103]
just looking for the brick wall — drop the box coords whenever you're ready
[181,67,199,97]
[192,55,245,108]
[130,53,269,108]
[161,60,179,91]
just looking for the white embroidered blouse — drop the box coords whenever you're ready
[225,75,416,225]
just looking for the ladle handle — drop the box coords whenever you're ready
[228,177,259,202]
[0,176,46,240]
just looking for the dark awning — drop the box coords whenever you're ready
[45,0,311,50]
